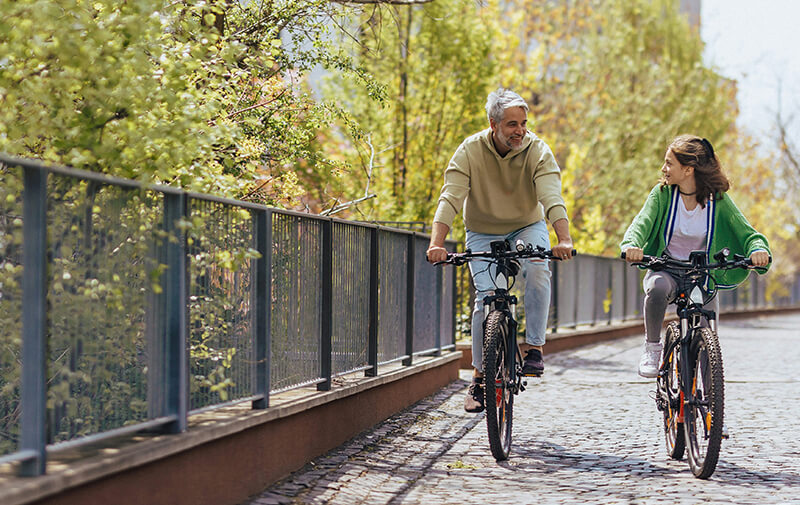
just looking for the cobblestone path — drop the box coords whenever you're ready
[242,313,800,505]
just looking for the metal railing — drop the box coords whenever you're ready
[544,254,799,331]
[2,154,798,477]
[0,155,457,476]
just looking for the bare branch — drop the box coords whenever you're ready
[226,89,288,119]
[320,134,380,216]
[773,80,800,182]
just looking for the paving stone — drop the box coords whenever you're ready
[239,313,800,505]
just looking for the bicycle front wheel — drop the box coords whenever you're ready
[659,322,685,460]
[684,327,725,479]
[483,310,514,461]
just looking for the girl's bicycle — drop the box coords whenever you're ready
[622,248,767,478]
[436,239,574,461]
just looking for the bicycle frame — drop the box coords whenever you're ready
[479,256,524,395]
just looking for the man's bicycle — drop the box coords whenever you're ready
[436,239,574,461]
[622,248,767,478]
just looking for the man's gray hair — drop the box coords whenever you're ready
[485,88,529,123]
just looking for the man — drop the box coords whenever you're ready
[426,88,574,413]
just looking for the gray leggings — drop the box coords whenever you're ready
[642,270,715,343]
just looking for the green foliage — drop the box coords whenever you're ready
[0,0,243,193]
[0,0,384,204]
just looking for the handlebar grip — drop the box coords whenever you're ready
[620,251,626,260]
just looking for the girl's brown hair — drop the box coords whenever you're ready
[665,134,729,207]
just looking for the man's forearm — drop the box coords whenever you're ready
[429,222,451,247]
[552,218,571,242]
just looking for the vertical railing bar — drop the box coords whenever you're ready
[434,253,442,357]
[366,227,379,377]
[451,241,457,348]
[550,259,559,332]
[20,166,48,477]
[572,256,579,328]
[403,233,415,366]
[252,208,270,408]
[162,192,188,433]
[318,218,333,391]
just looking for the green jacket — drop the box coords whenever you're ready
[620,184,771,289]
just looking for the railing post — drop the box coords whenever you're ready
[403,233,415,366]
[451,246,457,348]
[20,166,47,476]
[162,192,188,433]
[608,260,613,325]
[434,257,442,356]
[252,209,271,408]
[366,227,379,377]
[550,259,559,332]
[572,255,580,328]
[318,219,333,391]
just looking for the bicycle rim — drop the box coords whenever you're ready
[659,322,685,460]
[483,311,513,461]
[684,327,724,479]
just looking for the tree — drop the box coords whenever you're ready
[492,0,738,254]
[310,0,498,224]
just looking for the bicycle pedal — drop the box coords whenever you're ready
[522,372,542,377]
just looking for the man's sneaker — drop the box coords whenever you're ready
[638,342,662,378]
[464,377,485,413]
[521,348,544,376]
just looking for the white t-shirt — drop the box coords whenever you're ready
[666,197,708,260]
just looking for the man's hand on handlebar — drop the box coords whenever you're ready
[426,245,448,264]
[551,239,575,261]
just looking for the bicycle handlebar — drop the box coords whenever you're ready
[620,250,770,271]
[435,246,576,266]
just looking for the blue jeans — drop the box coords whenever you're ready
[465,220,551,372]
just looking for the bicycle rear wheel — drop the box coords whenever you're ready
[684,327,724,479]
[659,322,685,460]
[483,310,513,461]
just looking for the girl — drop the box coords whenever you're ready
[621,134,771,377]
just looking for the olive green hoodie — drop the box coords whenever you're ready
[433,128,568,235]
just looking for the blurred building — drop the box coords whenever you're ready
[680,0,701,29]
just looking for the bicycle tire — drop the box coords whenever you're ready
[684,327,724,479]
[483,310,513,461]
[659,322,685,460]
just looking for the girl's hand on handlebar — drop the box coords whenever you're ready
[623,247,644,263]
[749,250,770,267]
[426,245,448,264]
